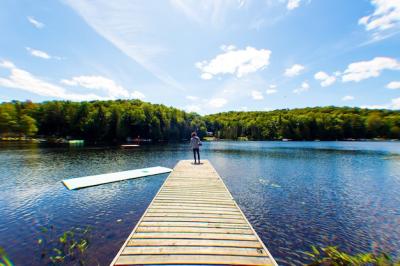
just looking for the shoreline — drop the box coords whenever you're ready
[1,137,399,144]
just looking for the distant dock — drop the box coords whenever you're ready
[111,160,277,265]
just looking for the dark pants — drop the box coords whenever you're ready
[193,148,200,163]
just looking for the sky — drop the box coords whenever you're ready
[0,0,400,114]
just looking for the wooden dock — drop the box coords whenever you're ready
[111,160,277,265]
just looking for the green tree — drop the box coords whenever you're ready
[18,115,38,136]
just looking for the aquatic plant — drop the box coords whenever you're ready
[0,247,13,266]
[304,245,400,266]
[37,225,94,265]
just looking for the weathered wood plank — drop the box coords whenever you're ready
[126,239,263,248]
[149,205,239,211]
[139,221,250,228]
[131,232,257,241]
[136,226,253,234]
[115,254,274,265]
[158,190,227,193]
[158,191,227,194]
[145,212,243,218]
[155,196,232,201]
[121,246,268,256]
[154,197,232,203]
[153,199,235,206]
[141,216,248,224]
[147,208,241,215]
[151,202,236,207]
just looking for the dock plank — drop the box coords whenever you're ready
[139,221,250,228]
[121,246,267,256]
[111,160,277,266]
[115,254,273,265]
[136,226,254,234]
[126,239,263,248]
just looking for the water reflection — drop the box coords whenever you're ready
[0,141,399,265]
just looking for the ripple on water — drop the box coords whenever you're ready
[1,142,400,266]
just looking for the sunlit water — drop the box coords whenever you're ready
[0,141,399,265]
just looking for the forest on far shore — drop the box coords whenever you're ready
[0,100,399,142]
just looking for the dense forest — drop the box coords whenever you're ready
[0,100,399,141]
[0,100,206,142]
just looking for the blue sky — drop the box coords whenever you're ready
[1,0,400,114]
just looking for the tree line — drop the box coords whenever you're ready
[205,107,400,140]
[0,101,399,141]
[0,100,206,142]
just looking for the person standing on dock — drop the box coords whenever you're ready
[190,132,201,164]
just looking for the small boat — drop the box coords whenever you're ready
[121,144,140,148]
[69,139,84,145]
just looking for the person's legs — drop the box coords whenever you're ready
[196,148,200,164]
[193,148,200,164]
[193,149,196,163]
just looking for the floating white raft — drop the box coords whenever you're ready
[62,166,172,190]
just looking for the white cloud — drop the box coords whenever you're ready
[342,57,400,82]
[220,44,236,51]
[391,97,400,109]
[0,60,15,69]
[196,46,271,79]
[266,89,278,94]
[201,73,213,80]
[287,0,301,10]
[186,95,199,100]
[359,0,400,32]
[61,75,131,99]
[284,64,305,77]
[200,75,270,112]
[169,0,245,26]
[0,60,104,101]
[293,81,310,94]
[251,90,264,100]
[26,47,62,60]
[65,0,186,91]
[131,90,145,99]
[185,104,201,113]
[27,16,44,29]
[314,71,329,80]
[361,97,400,109]
[342,95,355,101]
[26,47,51,59]
[266,85,278,94]
[334,71,342,76]
[387,81,400,89]
[314,71,336,87]
[208,97,227,108]
[321,77,336,87]
[361,104,387,109]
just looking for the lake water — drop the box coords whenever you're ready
[0,141,399,265]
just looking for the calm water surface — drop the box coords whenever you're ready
[0,141,399,265]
